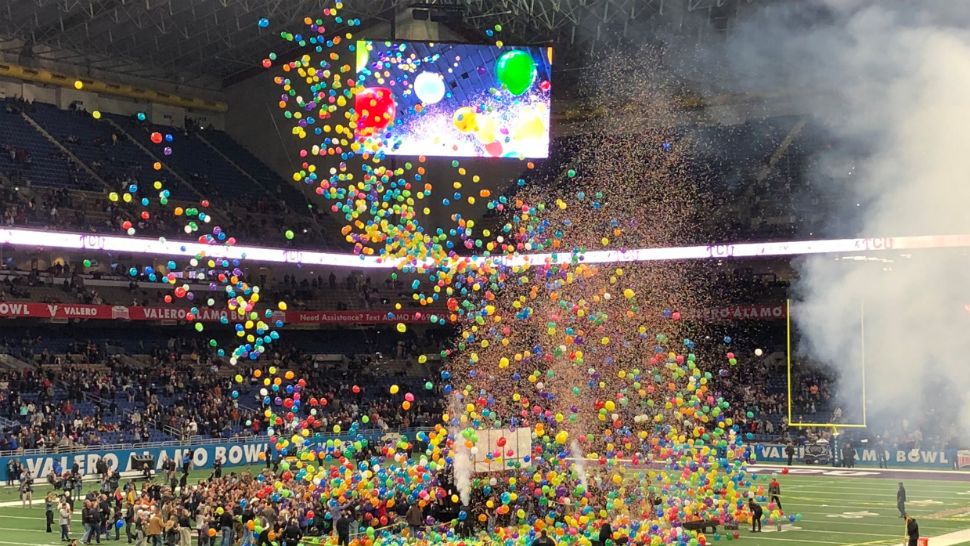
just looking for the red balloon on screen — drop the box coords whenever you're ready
[354,87,395,136]
[484,141,503,157]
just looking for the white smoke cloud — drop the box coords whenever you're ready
[714,1,970,440]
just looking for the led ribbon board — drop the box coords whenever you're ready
[3,229,968,267]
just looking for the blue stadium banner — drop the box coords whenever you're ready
[0,439,269,481]
[754,443,958,469]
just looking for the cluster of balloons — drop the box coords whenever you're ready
[245,4,804,546]
[96,110,286,365]
[76,6,801,546]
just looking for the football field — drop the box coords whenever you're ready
[738,465,970,546]
[0,464,967,546]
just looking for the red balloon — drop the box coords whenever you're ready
[150,132,163,144]
[354,87,395,137]
[484,141,503,157]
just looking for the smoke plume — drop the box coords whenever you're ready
[716,1,970,440]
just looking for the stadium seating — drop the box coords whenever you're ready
[24,103,149,190]
[0,101,943,454]
[0,100,99,191]
[106,114,250,200]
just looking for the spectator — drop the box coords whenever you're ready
[20,470,34,508]
[60,500,73,541]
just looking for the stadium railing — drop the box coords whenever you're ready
[0,434,253,457]
[0,426,435,457]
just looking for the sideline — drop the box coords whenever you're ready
[754,462,970,474]
[883,528,970,546]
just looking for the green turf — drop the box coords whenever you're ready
[0,467,967,546]
[721,474,970,546]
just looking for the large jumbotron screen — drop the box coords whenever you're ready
[354,40,552,158]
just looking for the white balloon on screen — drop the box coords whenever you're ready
[414,71,446,104]
[755,348,763,356]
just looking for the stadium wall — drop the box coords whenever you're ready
[0,439,269,481]
[755,442,966,469]
[0,78,225,130]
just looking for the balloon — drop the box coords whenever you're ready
[150,132,163,144]
[513,111,546,140]
[258,18,270,28]
[354,87,395,136]
[453,107,478,133]
[484,141,503,157]
[495,50,537,96]
[413,72,446,105]
[356,45,370,72]
[473,115,499,144]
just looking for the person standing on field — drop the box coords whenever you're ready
[769,477,782,510]
[897,482,907,518]
[60,500,73,541]
[905,516,919,546]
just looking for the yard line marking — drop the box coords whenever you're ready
[739,536,847,544]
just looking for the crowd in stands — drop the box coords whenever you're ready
[0,97,963,467]
[0,256,439,314]
[0,325,445,454]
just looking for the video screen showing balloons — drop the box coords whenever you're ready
[354,40,552,158]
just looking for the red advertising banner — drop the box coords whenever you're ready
[0,302,787,324]
[0,302,428,324]
[694,304,787,321]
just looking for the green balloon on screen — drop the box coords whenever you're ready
[495,50,537,96]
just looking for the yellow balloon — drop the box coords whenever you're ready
[473,115,498,143]
[513,112,546,140]
[453,107,478,133]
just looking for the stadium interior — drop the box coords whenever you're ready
[0,2,967,546]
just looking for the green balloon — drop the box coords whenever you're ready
[495,50,537,96]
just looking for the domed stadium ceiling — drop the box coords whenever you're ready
[0,0,760,89]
